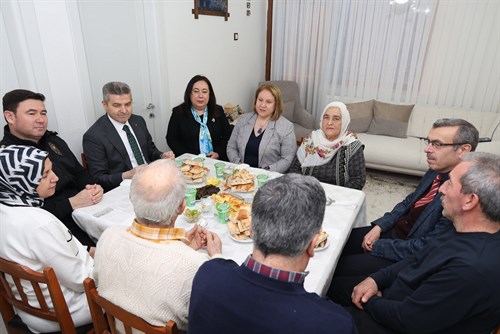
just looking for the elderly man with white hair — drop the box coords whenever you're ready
[92,159,222,332]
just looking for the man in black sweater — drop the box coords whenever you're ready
[2,89,103,246]
[348,152,500,334]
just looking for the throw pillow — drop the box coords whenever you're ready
[367,100,414,138]
[346,99,374,133]
[281,100,295,123]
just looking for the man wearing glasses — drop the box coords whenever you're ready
[328,118,479,305]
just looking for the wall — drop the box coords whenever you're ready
[0,0,268,154]
[161,1,267,114]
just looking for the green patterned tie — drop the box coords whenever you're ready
[123,125,145,165]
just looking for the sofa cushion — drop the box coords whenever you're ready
[357,133,427,175]
[367,100,414,138]
[346,99,374,133]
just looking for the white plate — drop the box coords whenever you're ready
[314,240,330,252]
[229,233,253,243]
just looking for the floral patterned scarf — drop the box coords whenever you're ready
[297,102,357,168]
[191,106,214,155]
[0,145,48,207]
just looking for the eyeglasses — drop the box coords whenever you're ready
[424,139,468,148]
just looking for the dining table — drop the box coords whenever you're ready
[73,153,367,297]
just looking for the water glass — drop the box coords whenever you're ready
[185,188,197,207]
[257,174,269,187]
[201,197,214,220]
[214,162,226,178]
[216,203,230,224]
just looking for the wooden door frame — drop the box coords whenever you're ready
[265,0,273,81]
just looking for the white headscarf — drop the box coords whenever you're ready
[297,102,357,168]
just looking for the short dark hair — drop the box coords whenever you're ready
[432,118,479,151]
[3,89,45,113]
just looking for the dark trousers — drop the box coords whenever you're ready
[327,226,396,306]
[345,307,400,334]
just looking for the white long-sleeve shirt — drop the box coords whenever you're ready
[0,204,93,333]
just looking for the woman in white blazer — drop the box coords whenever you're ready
[227,83,297,173]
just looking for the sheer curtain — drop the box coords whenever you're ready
[271,0,499,122]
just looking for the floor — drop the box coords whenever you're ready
[363,169,421,223]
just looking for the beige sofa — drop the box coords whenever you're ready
[347,100,500,176]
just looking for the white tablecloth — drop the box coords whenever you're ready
[73,154,366,296]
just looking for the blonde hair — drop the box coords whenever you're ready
[253,83,283,121]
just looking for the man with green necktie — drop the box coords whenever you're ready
[83,81,174,191]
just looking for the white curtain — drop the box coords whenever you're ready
[271,0,499,122]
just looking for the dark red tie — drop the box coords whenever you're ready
[414,174,442,208]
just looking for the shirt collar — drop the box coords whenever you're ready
[243,255,309,284]
[128,220,189,244]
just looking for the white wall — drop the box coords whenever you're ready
[0,0,268,155]
[160,1,267,113]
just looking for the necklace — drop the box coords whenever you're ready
[256,117,270,135]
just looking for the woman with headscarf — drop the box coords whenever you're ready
[0,145,93,333]
[288,102,366,189]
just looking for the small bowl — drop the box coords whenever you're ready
[184,208,202,223]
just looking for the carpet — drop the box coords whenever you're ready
[363,169,421,224]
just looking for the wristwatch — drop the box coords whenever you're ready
[263,166,270,170]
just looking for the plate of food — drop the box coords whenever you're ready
[227,206,252,243]
[314,230,329,252]
[181,159,209,184]
[221,169,256,193]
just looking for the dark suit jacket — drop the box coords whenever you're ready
[83,114,162,191]
[370,169,454,261]
[166,104,232,161]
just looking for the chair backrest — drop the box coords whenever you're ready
[83,277,178,334]
[0,257,77,334]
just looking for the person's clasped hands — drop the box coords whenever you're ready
[185,225,222,257]
[69,183,104,209]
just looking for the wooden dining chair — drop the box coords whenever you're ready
[0,257,84,334]
[83,277,178,334]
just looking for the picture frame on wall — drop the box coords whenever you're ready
[193,0,230,21]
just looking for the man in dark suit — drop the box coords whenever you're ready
[83,82,174,191]
[328,118,479,305]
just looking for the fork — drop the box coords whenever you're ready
[326,197,335,206]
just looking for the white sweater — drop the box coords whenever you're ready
[0,204,93,333]
[93,226,212,331]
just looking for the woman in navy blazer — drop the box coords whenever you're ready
[166,75,232,161]
[227,83,296,173]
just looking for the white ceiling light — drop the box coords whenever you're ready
[394,0,410,3]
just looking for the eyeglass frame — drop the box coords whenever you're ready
[423,139,469,148]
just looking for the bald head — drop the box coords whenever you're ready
[129,159,185,226]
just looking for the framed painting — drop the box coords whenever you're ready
[193,0,230,21]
